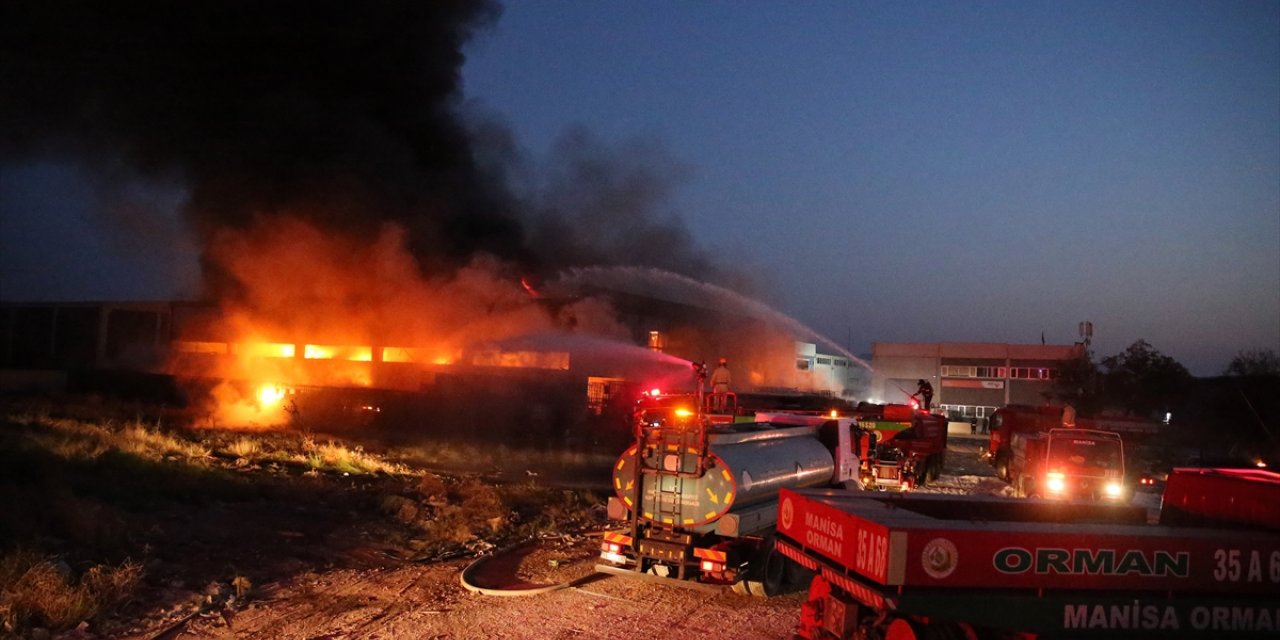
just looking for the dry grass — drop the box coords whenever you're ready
[307,441,406,475]
[387,473,604,559]
[0,550,142,633]
[388,440,613,475]
[227,436,262,459]
[117,422,210,460]
[2,411,409,477]
[2,403,604,620]
[3,413,210,463]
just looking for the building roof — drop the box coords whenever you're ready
[871,341,1083,360]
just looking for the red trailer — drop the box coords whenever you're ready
[775,469,1280,639]
[1160,467,1280,530]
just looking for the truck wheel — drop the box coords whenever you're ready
[925,455,942,482]
[995,452,1010,482]
[886,617,974,640]
[762,547,788,596]
[1018,476,1039,498]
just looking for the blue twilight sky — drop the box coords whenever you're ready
[0,1,1276,377]
[460,1,1280,375]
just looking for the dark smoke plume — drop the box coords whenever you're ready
[0,1,743,298]
[0,0,524,286]
[529,126,722,280]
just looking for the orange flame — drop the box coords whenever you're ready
[257,384,285,406]
[170,217,627,429]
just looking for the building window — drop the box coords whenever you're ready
[1009,367,1056,380]
[796,358,811,371]
[647,330,665,351]
[943,365,1010,379]
[939,404,999,421]
[816,357,832,365]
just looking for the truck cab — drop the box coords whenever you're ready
[1009,427,1126,501]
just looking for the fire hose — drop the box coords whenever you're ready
[459,534,607,597]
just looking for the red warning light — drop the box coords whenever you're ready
[648,388,662,397]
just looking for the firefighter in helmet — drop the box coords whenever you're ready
[710,357,732,411]
[913,379,934,411]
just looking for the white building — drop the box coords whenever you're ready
[870,342,1084,420]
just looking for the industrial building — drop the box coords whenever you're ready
[869,342,1085,422]
[1,298,866,400]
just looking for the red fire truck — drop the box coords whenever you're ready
[854,404,949,491]
[776,467,1280,639]
[1008,427,1127,501]
[984,405,1158,482]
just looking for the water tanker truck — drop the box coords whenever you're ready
[596,367,869,594]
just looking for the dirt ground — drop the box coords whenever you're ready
[108,439,1009,640]
[32,430,1039,640]
[120,535,805,640]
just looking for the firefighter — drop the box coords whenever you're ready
[710,357,732,411]
[1062,403,1077,428]
[913,379,934,411]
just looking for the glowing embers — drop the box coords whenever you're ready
[303,344,373,361]
[470,349,570,370]
[381,347,456,365]
[237,342,296,358]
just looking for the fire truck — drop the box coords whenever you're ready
[776,467,1280,639]
[596,366,870,595]
[1008,427,1127,501]
[854,404,949,491]
[984,405,1158,482]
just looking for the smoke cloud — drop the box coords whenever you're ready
[1,0,524,285]
[0,1,809,398]
[0,1,744,288]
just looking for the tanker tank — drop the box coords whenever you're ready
[612,421,837,528]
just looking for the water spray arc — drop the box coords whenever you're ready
[552,266,873,372]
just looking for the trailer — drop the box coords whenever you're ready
[776,467,1280,639]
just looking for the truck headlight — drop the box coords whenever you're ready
[1104,482,1123,498]
[1045,472,1065,493]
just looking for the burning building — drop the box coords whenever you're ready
[0,2,866,443]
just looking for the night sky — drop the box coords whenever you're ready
[2,1,1277,376]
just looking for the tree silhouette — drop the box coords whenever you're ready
[1046,349,1102,415]
[1098,340,1192,417]
[1223,349,1280,377]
